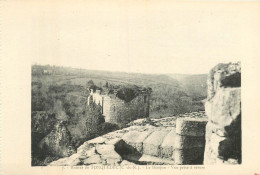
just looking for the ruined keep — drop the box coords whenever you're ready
[204,62,241,164]
[87,86,152,126]
[49,62,242,166]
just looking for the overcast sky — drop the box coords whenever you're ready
[25,1,258,74]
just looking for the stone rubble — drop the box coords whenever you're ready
[48,62,241,166]
[49,111,206,166]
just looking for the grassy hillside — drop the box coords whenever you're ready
[31,64,207,165]
[32,65,207,118]
[168,74,207,100]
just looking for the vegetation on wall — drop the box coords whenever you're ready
[31,64,207,165]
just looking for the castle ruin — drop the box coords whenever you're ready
[87,86,152,126]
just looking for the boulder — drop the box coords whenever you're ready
[83,154,102,165]
[143,130,169,157]
[122,130,153,153]
[205,88,241,129]
[49,153,81,166]
[39,121,76,157]
[120,160,136,166]
[87,137,107,145]
[207,62,241,100]
[96,144,122,165]
[204,62,241,164]
[160,130,176,159]
[78,147,96,159]
[138,154,174,165]
[77,142,94,156]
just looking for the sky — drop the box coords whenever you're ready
[14,1,258,74]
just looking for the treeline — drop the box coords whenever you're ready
[31,78,119,165]
[32,64,206,118]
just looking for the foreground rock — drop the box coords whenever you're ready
[49,111,207,166]
[39,121,76,157]
[174,118,207,165]
[204,62,241,164]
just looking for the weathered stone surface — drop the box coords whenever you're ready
[207,62,241,100]
[204,62,241,165]
[77,142,94,155]
[49,153,81,166]
[174,147,205,165]
[39,121,76,157]
[87,137,107,144]
[120,160,136,166]
[205,122,224,137]
[105,138,122,145]
[101,91,151,126]
[78,147,96,159]
[83,154,102,165]
[174,134,205,149]
[205,133,240,161]
[143,130,169,157]
[160,130,176,159]
[106,158,121,165]
[49,111,209,166]
[122,130,152,153]
[205,88,241,128]
[96,144,122,162]
[176,118,207,136]
[139,154,174,165]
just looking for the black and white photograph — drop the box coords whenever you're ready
[1,1,260,175]
[31,62,241,166]
[29,1,242,166]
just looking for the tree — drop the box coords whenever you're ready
[87,80,95,87]
[85,103,105,136]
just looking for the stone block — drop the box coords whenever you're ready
[206,88,241,128]
[122,130,153,153]
[176,118,208,136]
[175,134,205,149]
[160,130,176,159]
[120,160,136,166]
[139,154,174,165]
[87,137,107,144]
[207,62,241,99]
[174,147,205,165]
[105,138,122,145]
[96,144,122,161]
[77,142,94,155]
[204,132,241,164]
[49,153,81,166]
[78,147,96,159]
[143,130,169,157]
[83,154,102,165]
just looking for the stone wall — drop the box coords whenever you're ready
[204,62,241,164]
[102,94,150,126]
[174,118,207,165]
[49,112,208,166]
[50,112,207,166]
[87,89,150,127]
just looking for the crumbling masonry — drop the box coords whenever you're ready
[87,87,152,126]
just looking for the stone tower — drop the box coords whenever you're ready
[87,86,152,126]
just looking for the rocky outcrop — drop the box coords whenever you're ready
[39,121,76,157]
[204,62,241,164]
[49,111,207,166]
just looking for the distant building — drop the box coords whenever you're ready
[87,86,152,126]
[43,69,53,75]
